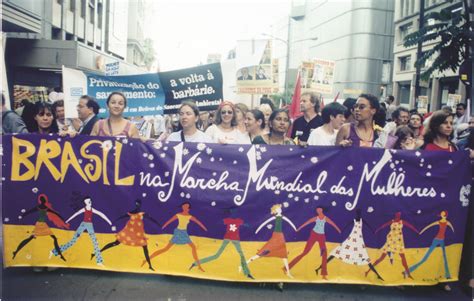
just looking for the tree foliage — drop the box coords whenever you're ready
[403,0,471,80]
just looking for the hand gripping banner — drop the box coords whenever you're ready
[2,134,471,285]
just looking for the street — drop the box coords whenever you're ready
[1,265,472,301]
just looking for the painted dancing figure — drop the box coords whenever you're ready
[93,199,161,270]
[12,194,69,261]
[144,202,207,271]
[50,196,112,266]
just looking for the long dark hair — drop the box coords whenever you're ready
[423,110,454,144]
[393,126,414,149]
[31,101,59,133]
[248,109,266,129]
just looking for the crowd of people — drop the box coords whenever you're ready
[1,91,473,290]
[2,92,474,155]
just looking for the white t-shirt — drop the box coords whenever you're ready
[167,130,213,143]
[205,124,251,144]
[307,126,338,146]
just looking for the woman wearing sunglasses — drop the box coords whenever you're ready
[31,102,59,134]
[205,101,251,144]
[336,94,380,147]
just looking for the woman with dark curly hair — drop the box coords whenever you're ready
[422,110,456,152]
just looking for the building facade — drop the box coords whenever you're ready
[392,0,466,110]
[2,0,147,108]
[126,0,146,68]
[271,0,395,99]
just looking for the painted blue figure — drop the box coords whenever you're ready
[50,196,113,266]
[406,210,454,279]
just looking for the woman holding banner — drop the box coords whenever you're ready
[422,110,456,152]
[235,103,249,134]
[245,109,265,141]
[252,109,294,145]
[91,92,140,138]
[205,101,250,144]
[336,94,380,147]
[31,102,59,134]
[167,101,212,143]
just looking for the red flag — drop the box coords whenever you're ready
[333,92,340,102]
[320,94,325,111]
[289,72,302,119]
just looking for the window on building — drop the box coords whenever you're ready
[399,82,411,104]
[88,0,95,24]
[69,0,75,11]
[409,0,415,15]
[399,23,413,42]
[404,0,409,17]
[80,0,86,17]
[57,0,63,4]
[424,18,436,34]
[97,1,103,29]
[399,56,411,71]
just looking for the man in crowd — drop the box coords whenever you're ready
[454,103,467,127]
[291,92,323,145]
[53,100,74,132]
[76,95,99,135]
[385,95,396,121]
[374,106,410,148]
[1,93,28,134]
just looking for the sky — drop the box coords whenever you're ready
[145,0,292,71]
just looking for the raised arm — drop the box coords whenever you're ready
[255,216,275,234]
[420,221,437,235]
[65,208,85,224]
[375,220,392,233]
[282,216,297,232]
[190,216,207,232]
[113,213,130,223]
[447,221,455,233]
[162,215,178,230]
[46,208,67,222]
[144,213,162,227]
[20,206,39,219]
[326,216,341,233]
[402,220,419,234]
[92,208,112,225]
[335,124,352,147]
[297,216,317,232]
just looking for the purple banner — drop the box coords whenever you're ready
[2,134,471,284]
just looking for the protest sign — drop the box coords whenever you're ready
[63,63,224,118]
[3,134,470,285]
[236,41,279,95]
[63,66,165,118]
[159,63,223,114]
[299,59,336,95]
